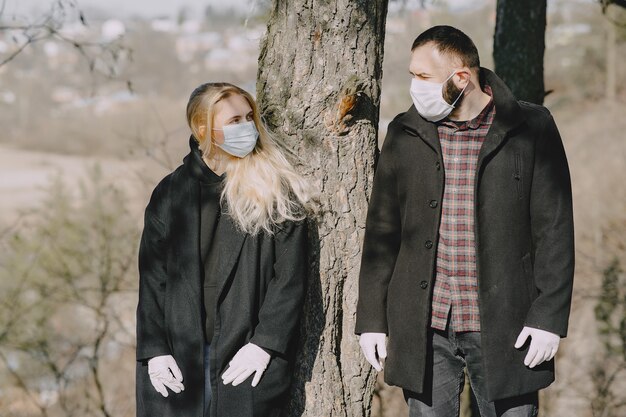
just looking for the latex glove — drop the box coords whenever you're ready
[221,343,271,387]
[514,326,560,368]
[359,332,387,371]
[147,355,185,397]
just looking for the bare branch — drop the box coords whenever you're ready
[0,0,131,87]
[0,349,49,416]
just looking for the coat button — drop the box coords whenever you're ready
[420,280,428,289]
[435,161,441,170]
[425,240,433,249]
[429,200,438,208]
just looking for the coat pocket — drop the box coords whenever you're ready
[514,151,523,200]
[521,252,537,303]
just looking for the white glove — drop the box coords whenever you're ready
[147,355,185,397]
[359,332,387,371]
[514,326,560,368]
[221,343,271,387]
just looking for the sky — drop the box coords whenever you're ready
[5,0,528,20]
[2,0,597,22]
[3,0,254,19]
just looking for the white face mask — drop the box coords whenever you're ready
[409,71,468,122]
[213,120,259,158]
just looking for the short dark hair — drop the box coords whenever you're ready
[411,25,480,70]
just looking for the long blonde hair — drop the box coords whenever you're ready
[186,82,314,236]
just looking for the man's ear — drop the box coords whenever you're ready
[455,68,472,89]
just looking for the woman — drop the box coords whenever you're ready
[136,82,313,417]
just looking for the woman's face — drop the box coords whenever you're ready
[211,94,254,145]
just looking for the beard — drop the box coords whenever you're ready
[443,78,465,107]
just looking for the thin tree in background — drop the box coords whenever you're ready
[493,0,547,104]
[256,1,389,416]
[0,0,129,84]
[600,0,626,9]
[0,168,139,417]
[599,0,626,102]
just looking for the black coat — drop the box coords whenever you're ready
[136,138,308,417]
[354,68,575,402]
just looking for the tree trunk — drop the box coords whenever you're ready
[493,0,547,104]
[256,1,389,416]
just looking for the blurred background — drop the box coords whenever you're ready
[0,0,624,416]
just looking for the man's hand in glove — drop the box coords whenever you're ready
[515,326,560,368]
[359,332,387,372]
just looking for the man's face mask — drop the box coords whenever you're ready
[409,70,469,122]
[213,120,259,158]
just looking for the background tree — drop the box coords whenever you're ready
[591,258,626,417]
[0,168,139,417]
[589,218,626,417]
[493,0,547,104]
[0,0,129,84]
[256,1,388,415]
[599,1,626,102]
[600,0,626,9]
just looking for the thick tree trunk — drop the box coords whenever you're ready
[493,0,547,104]
[256,1,389,416]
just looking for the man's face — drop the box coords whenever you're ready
[409,43,467,105]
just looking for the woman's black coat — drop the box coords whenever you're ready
[135,138,308,417]
[355,68,575,402]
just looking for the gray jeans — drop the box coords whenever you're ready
[403,327,538,417]
[203,343,212,416]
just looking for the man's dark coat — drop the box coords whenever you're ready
[355,68,575,401]
[136,138,308,417]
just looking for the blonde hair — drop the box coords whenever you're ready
[186,82,315,236]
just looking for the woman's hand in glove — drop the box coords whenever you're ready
[147,355,185,397]
[221,343,271,387]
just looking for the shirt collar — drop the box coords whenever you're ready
[439,84,494,130]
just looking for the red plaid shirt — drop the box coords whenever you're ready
[430,85,495,332]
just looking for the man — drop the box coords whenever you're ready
[355,25,574,416]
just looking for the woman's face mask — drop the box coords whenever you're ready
[212,121,259,158]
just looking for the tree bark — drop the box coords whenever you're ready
[256,1,389,416]
[493,0,547,104]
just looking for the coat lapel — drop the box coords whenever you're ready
[398,105,442,156]
[475,116,509,173]
[174,172,247,319]
[174,178,203,321]
[211,209,247,303]
[475,68,527,171]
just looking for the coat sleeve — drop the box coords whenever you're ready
[249,219,309,355]
[524,114,575,337]
[354,121,402,335]
[136,177,173,362]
